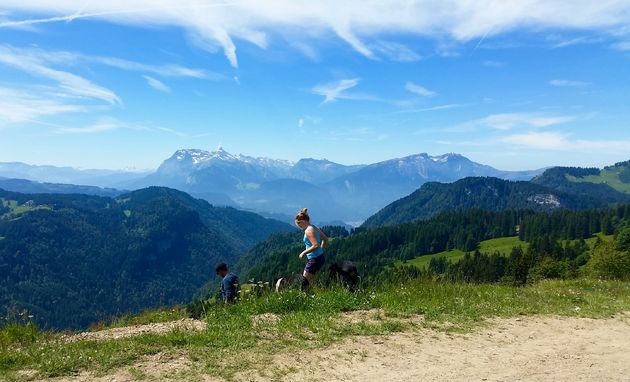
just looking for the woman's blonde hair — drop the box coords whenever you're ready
[295,208,310,222]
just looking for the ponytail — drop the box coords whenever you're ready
[295,208,310,222]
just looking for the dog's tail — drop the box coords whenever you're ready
[275,278,284,293]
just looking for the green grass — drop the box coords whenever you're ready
[567,168,630,194]
[479,236,529,254]
[405,234,615,270]
[1,279,629,381]
[1,198,51,220]
[406,236,528,269]
[582,232,614,246]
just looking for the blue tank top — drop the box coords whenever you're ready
[304,225,324,260]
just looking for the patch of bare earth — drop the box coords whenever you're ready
[63,318,206,343]
[245,313,630,382]
[33,352,219,382]
[35,314,630,381]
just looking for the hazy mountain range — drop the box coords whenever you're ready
[130,148,544,223]
[0,162,148,188]
[362,160,630,227]
[0,149,545,223]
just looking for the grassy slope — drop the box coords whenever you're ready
[1,279,629,381]
[405,234,614,269]
[0,198,51,219]
[568,169,630,194]
[406,236,528,269]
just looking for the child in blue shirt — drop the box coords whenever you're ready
[216,262,239,303]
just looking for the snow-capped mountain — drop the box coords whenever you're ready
[160,148,294,177]
[1,149,545,223]
[323,152,541,219]
[133,148,543,223]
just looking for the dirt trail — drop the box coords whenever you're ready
[37,314,630,382]
[260,313,630,382]
[63,318,206,342]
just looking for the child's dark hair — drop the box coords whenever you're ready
[215,262,228,273]
[295,208,310,222]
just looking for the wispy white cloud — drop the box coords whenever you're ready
[445,112,575,132]
[371,41,422,62]
[0,86,85,125]
[549,79,590,87]
[0,45,121,105]
[56,120,126,134]
[499,131,630,152]
[143,75,171,93]
[405,82,435,97]
[311,78,360,104]
[53,117,193,136]
[611,41,630,51]
[291,41,319,61]
[2,1,630,67]
[93,56,219,79]
[398,104,462,114]
[0,45,220,80]
[547,35,603,48]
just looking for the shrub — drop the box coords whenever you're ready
[588,241,630,280]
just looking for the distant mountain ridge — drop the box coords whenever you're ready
[361,159,630,227]
[361,177,593,227]
[0,178,124,197]
[1,149,547,223]
[0,162,148,188]
[132,149,544,223]
[324,153,543,219]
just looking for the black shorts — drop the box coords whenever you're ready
[304,254,325,275]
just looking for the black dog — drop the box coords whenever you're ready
[329,261,359,291]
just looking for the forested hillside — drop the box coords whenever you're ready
[361,177,593,227]
[240,205,630,284]
[532,161,630,204]
[0,187,291,329]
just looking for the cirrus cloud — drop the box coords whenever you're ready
[1,1,630,67]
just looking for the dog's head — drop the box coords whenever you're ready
[329,261,359,288]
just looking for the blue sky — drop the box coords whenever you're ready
[0,1,629,171]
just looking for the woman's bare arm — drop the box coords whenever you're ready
[318,227,329,249]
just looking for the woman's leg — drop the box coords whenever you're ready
[303,270,314,283]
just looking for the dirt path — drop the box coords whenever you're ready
[36,314,630,381]
[260,314,630,382]
[63,318,206,342]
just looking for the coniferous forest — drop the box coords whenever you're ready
[0,187,290,329]
[238,205,630,285]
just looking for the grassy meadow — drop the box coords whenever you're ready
[567,169,630,194]
[1,278,629,381]
[404,234,614,270]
